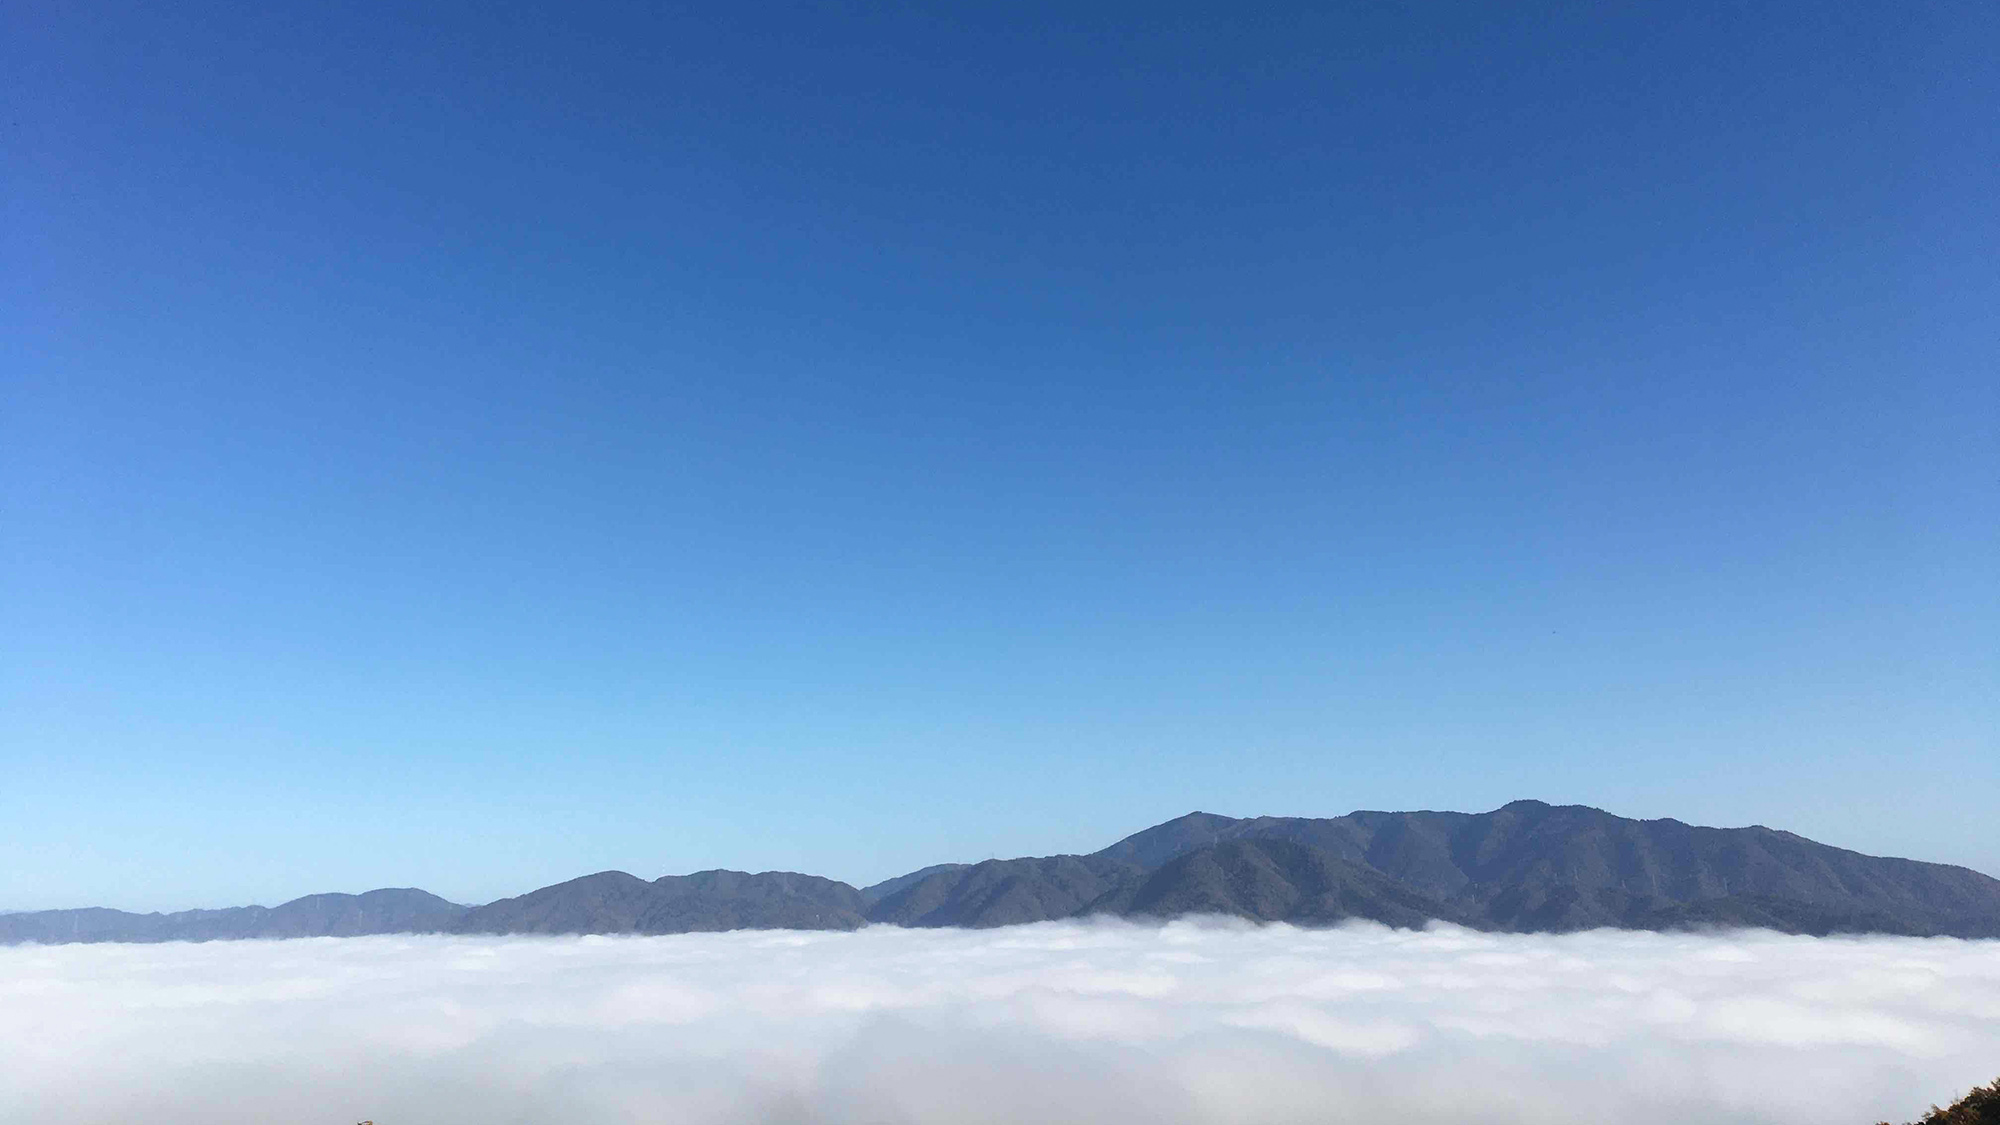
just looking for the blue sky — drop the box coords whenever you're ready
[6,1,1995,911]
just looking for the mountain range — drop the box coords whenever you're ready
[8,800,1999,944]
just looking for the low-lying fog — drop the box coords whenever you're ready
[5,921,1996,1124]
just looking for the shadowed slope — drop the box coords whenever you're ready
[12,801,2000,944]
[866,855,1140,928]
[0,889,466,944]
[456,870,867,935]
[860,863,969,905]
[1092,801,2000,935]
[1085,839,1470,928]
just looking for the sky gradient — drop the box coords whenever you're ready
[6,0,1997,911]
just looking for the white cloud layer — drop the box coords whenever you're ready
[4,921,1998,1125]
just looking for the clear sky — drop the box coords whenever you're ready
[6,1,1995,912]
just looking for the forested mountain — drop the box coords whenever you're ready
[10,801,2000,944]
[453,869,868,935]
[0,888,465,944]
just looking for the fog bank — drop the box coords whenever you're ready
[4,921,1997,1124]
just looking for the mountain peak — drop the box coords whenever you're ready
[10,802,2000,945]
[1093,811,1243,870]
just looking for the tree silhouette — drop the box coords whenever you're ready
[1880,1078,2000,1125]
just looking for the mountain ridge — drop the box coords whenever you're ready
[8,801,1999,944]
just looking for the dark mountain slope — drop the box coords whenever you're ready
[0,907,146,944]
[1092,812,1247,870]
[1094,810,1475,896]
[861,863,969,905]
[1086,839,1470,928]
[455,869,867,935]
[1415,800,2000,933]
[866,855,1140,927]
[11,801,1998,944]
[0,888,466,945]
[1628,894,1968,937]
[251,888,469,938]
[453,871,661,934]
[641,870,867,932]
[1093,801,2000,935]
[1094,809,1476,898]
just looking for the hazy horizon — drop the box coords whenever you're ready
[8,796,2000,917]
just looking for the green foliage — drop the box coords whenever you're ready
[1880,1077,2000,1125]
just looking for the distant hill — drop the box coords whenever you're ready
[859,863,969,905]
[0,888,464,945]
[867,855,1138,928]
[8,802,2000,944]
[1079,800,2000,935]
[454,869,867,935]
[1086,839,1477,929]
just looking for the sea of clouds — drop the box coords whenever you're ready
[4,920,1997,1125]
